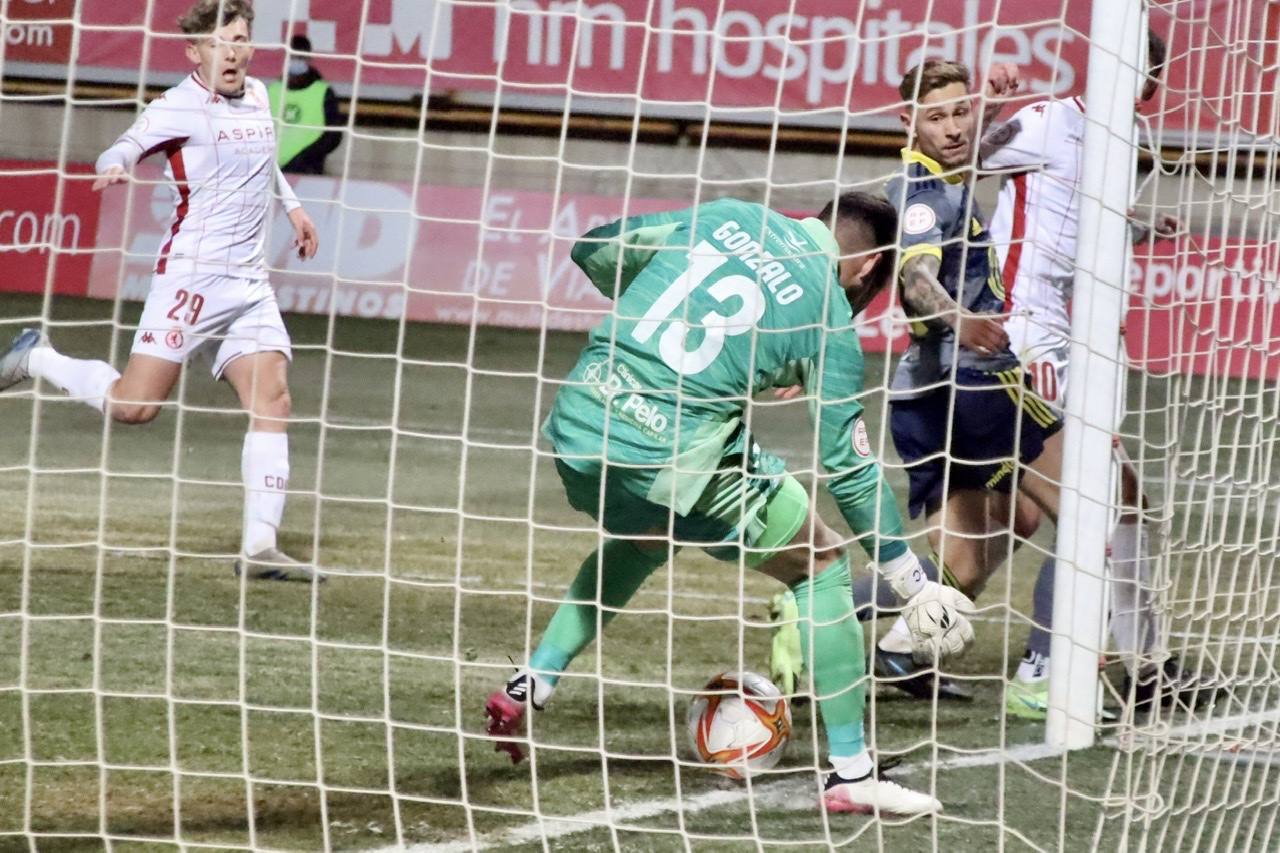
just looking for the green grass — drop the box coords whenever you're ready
[0,294,1276,851]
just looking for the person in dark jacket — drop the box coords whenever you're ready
[268,35,342,174]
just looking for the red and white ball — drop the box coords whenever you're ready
[687,671,791,780]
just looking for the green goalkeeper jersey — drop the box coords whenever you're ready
[545,198,906,561]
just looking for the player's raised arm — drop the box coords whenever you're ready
[569,205,698,299]
[979,62,1022,138]
[980,100,1054,171]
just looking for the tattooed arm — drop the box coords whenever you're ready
[900,253,1009,353]
[900,253,956,333]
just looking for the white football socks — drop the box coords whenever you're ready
[877,615,914,655]
[831,749,874,781]
[27,345,120,413]
[1108,520,1157,673]
[242,431,289,556]
[1015,650,1049,684]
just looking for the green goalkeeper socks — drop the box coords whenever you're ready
[790,555,866,759]
[528,538,667,687]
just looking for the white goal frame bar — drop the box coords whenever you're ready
[1047,0,1145,750]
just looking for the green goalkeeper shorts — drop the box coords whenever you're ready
[553,437,809,568]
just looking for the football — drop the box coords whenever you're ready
[687,671,792,780]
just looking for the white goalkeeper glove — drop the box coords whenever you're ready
[877,551,976,663]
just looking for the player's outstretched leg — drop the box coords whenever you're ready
[1,329,121,410]
[0,329,44,392]
[224,352,322,583]
[787,555,940,816]
[485,537,665,763]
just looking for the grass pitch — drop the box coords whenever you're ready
[0,294,1274,852]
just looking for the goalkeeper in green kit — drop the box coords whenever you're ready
[484,192,975,815]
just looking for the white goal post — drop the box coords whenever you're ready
[0,0,1277,850]
[1048,0,1145,752]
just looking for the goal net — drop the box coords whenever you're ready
[0,0,1276,849]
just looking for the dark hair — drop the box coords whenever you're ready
[898,59,970,104]
[290,34,312,53]
[178,0,255,36]
[1148,30,1167,78]
[817,191,899,296]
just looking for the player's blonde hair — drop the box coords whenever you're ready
[898,60,970,104]
[178,0,255,36]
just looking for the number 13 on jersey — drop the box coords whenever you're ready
[630,241,767,376]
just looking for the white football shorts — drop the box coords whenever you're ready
[1004,309,1070,415]
[132,272,292,379]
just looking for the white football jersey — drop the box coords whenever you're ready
[97,72,300,280]
[984,97,1086,326]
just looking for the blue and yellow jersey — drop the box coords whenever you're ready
[885,148,1020,397]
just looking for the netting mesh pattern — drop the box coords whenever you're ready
[0,0,1276,850]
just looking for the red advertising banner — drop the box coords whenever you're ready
[7,1,1263,137]
[0,161,101,297]
[4,159,1276,380]
[3,0,76,65]
[1129,238,1280,381]
[78,169,914,343]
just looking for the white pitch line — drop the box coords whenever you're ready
[382,706,1280,852]
[396,743,1061,853]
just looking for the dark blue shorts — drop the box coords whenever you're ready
[890,366,1063,518]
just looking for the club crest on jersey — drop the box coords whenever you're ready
[851,418,872,457]
[165,329,184,350]
[903,203,937,235]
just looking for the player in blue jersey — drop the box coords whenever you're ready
[484,192,976,816]
[870,60,1067,700]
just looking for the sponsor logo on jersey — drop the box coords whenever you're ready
[165,329,184,350]
[851,418,872,457]
[783,232,812,256]
[903,203,937,235]
[619,392,669,436]
[581,358,668,439]
[215,124,275,144]
[584,359,641,396]
[140,332,156,344]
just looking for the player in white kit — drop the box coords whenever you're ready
[982,32,1207,717]
[0,0,323,582]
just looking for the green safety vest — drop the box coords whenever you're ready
[267,79,328,167]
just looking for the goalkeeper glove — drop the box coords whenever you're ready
[877,551,976,664]
[767,589,805,695]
